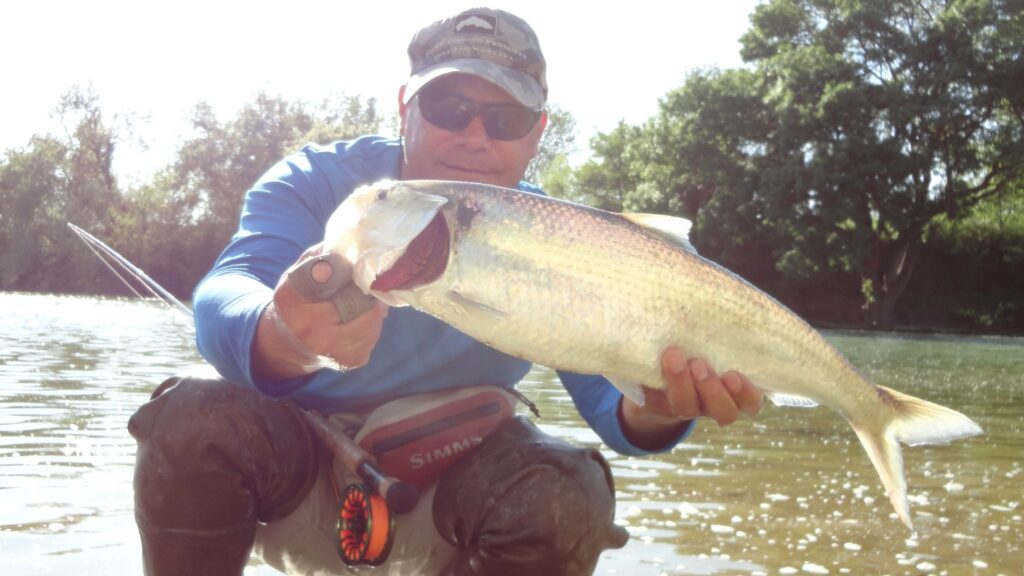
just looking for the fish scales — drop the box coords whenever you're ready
[324,179,983,531]
[432,185,696,379]
[417,184,874,417]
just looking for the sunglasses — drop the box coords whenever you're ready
[416,87,542,141]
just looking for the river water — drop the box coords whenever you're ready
[1,292,1020,575]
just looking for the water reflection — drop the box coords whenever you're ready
[1,293,1021,575]
[522,330,1023,576]
[0,293,202,574]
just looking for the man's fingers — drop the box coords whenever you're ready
[721,370,743,395]
[694,368,741,426]
[319,301,389,368]
[662,347,688,378]
[285,300,388,367]
[724,371,764,416]
[662,348,699,419]
[277,249,379,324]
[329,283,379,323]
[338,300,388,332]
[657,347,761,425]
[273,268,315,310]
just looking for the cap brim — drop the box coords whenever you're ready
[404,58,545,110]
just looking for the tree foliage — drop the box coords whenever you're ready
[577,0,1023,329]
[525,103,578,185]
[742,0,1023,327]
[0,86,124,293]
[571,121,645,210]
[0,90,383,298]
[3,47,1020,333]
[130,92,383,296]
[1,88,581,301]
[169,93,380,233]
[904,181,1024,330]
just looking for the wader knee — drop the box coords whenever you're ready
[433,416,629,576]
[128,376,319,576]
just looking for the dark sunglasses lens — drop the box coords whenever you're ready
[419,92,475,132]
[482,107,539,141]
[418,89,539,141]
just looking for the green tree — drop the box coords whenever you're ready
[525,103,578,185]
[166,93,380,232]
[0,86,123,293]
[571,121,646,210]
[902,179,1024,330]
[571,69,793,288]
[0,135,69,289]
[580,0,1023,328]
[538,153,575,200]
[111,169,212,298]
[125,92,382,297]
[286,95,382,152]
[741,0,1023,327]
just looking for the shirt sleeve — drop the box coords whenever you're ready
[193,149,337,394]
[558,370,695,456]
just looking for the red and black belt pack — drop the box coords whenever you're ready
[354,386,516,488]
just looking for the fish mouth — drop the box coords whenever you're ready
[369,212,450,292]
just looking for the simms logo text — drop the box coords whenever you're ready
[409,435,483,469]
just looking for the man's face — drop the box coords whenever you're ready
[399,74,547,189]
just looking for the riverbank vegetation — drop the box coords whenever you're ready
[2,0,1021,333]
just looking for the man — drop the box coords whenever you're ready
[129,7,763,576]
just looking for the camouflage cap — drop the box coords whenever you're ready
[404,7,547,110]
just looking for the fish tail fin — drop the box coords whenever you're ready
[852,425,911,529]
[852,386,983,531]
[877,385,984,447]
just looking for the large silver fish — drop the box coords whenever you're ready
[322,179,983,530]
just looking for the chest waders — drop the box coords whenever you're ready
[131,377,629,575]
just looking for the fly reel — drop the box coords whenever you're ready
[336,482,395,565]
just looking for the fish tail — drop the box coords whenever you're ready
[878,385,984,447]
[852,386,983,531]
[852,425,912,529]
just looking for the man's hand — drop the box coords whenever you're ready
[251,245,388,383]
[619,347,764,451]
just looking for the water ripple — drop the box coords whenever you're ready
[1,293,1021,575]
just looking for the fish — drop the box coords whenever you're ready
[321,179,983,531]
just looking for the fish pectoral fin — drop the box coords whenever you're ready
[446,289,507,319]
[620,213,697,255]
[766,392,820,408]
[605,376,647,406]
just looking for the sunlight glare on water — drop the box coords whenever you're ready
[0,293,202,574]
[1,293,1021,575]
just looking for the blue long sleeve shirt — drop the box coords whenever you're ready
[193,136,692,456]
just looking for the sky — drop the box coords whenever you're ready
[1,1,762,182]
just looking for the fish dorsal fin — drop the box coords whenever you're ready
[621,213,697,255]
[766,392,820,408]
